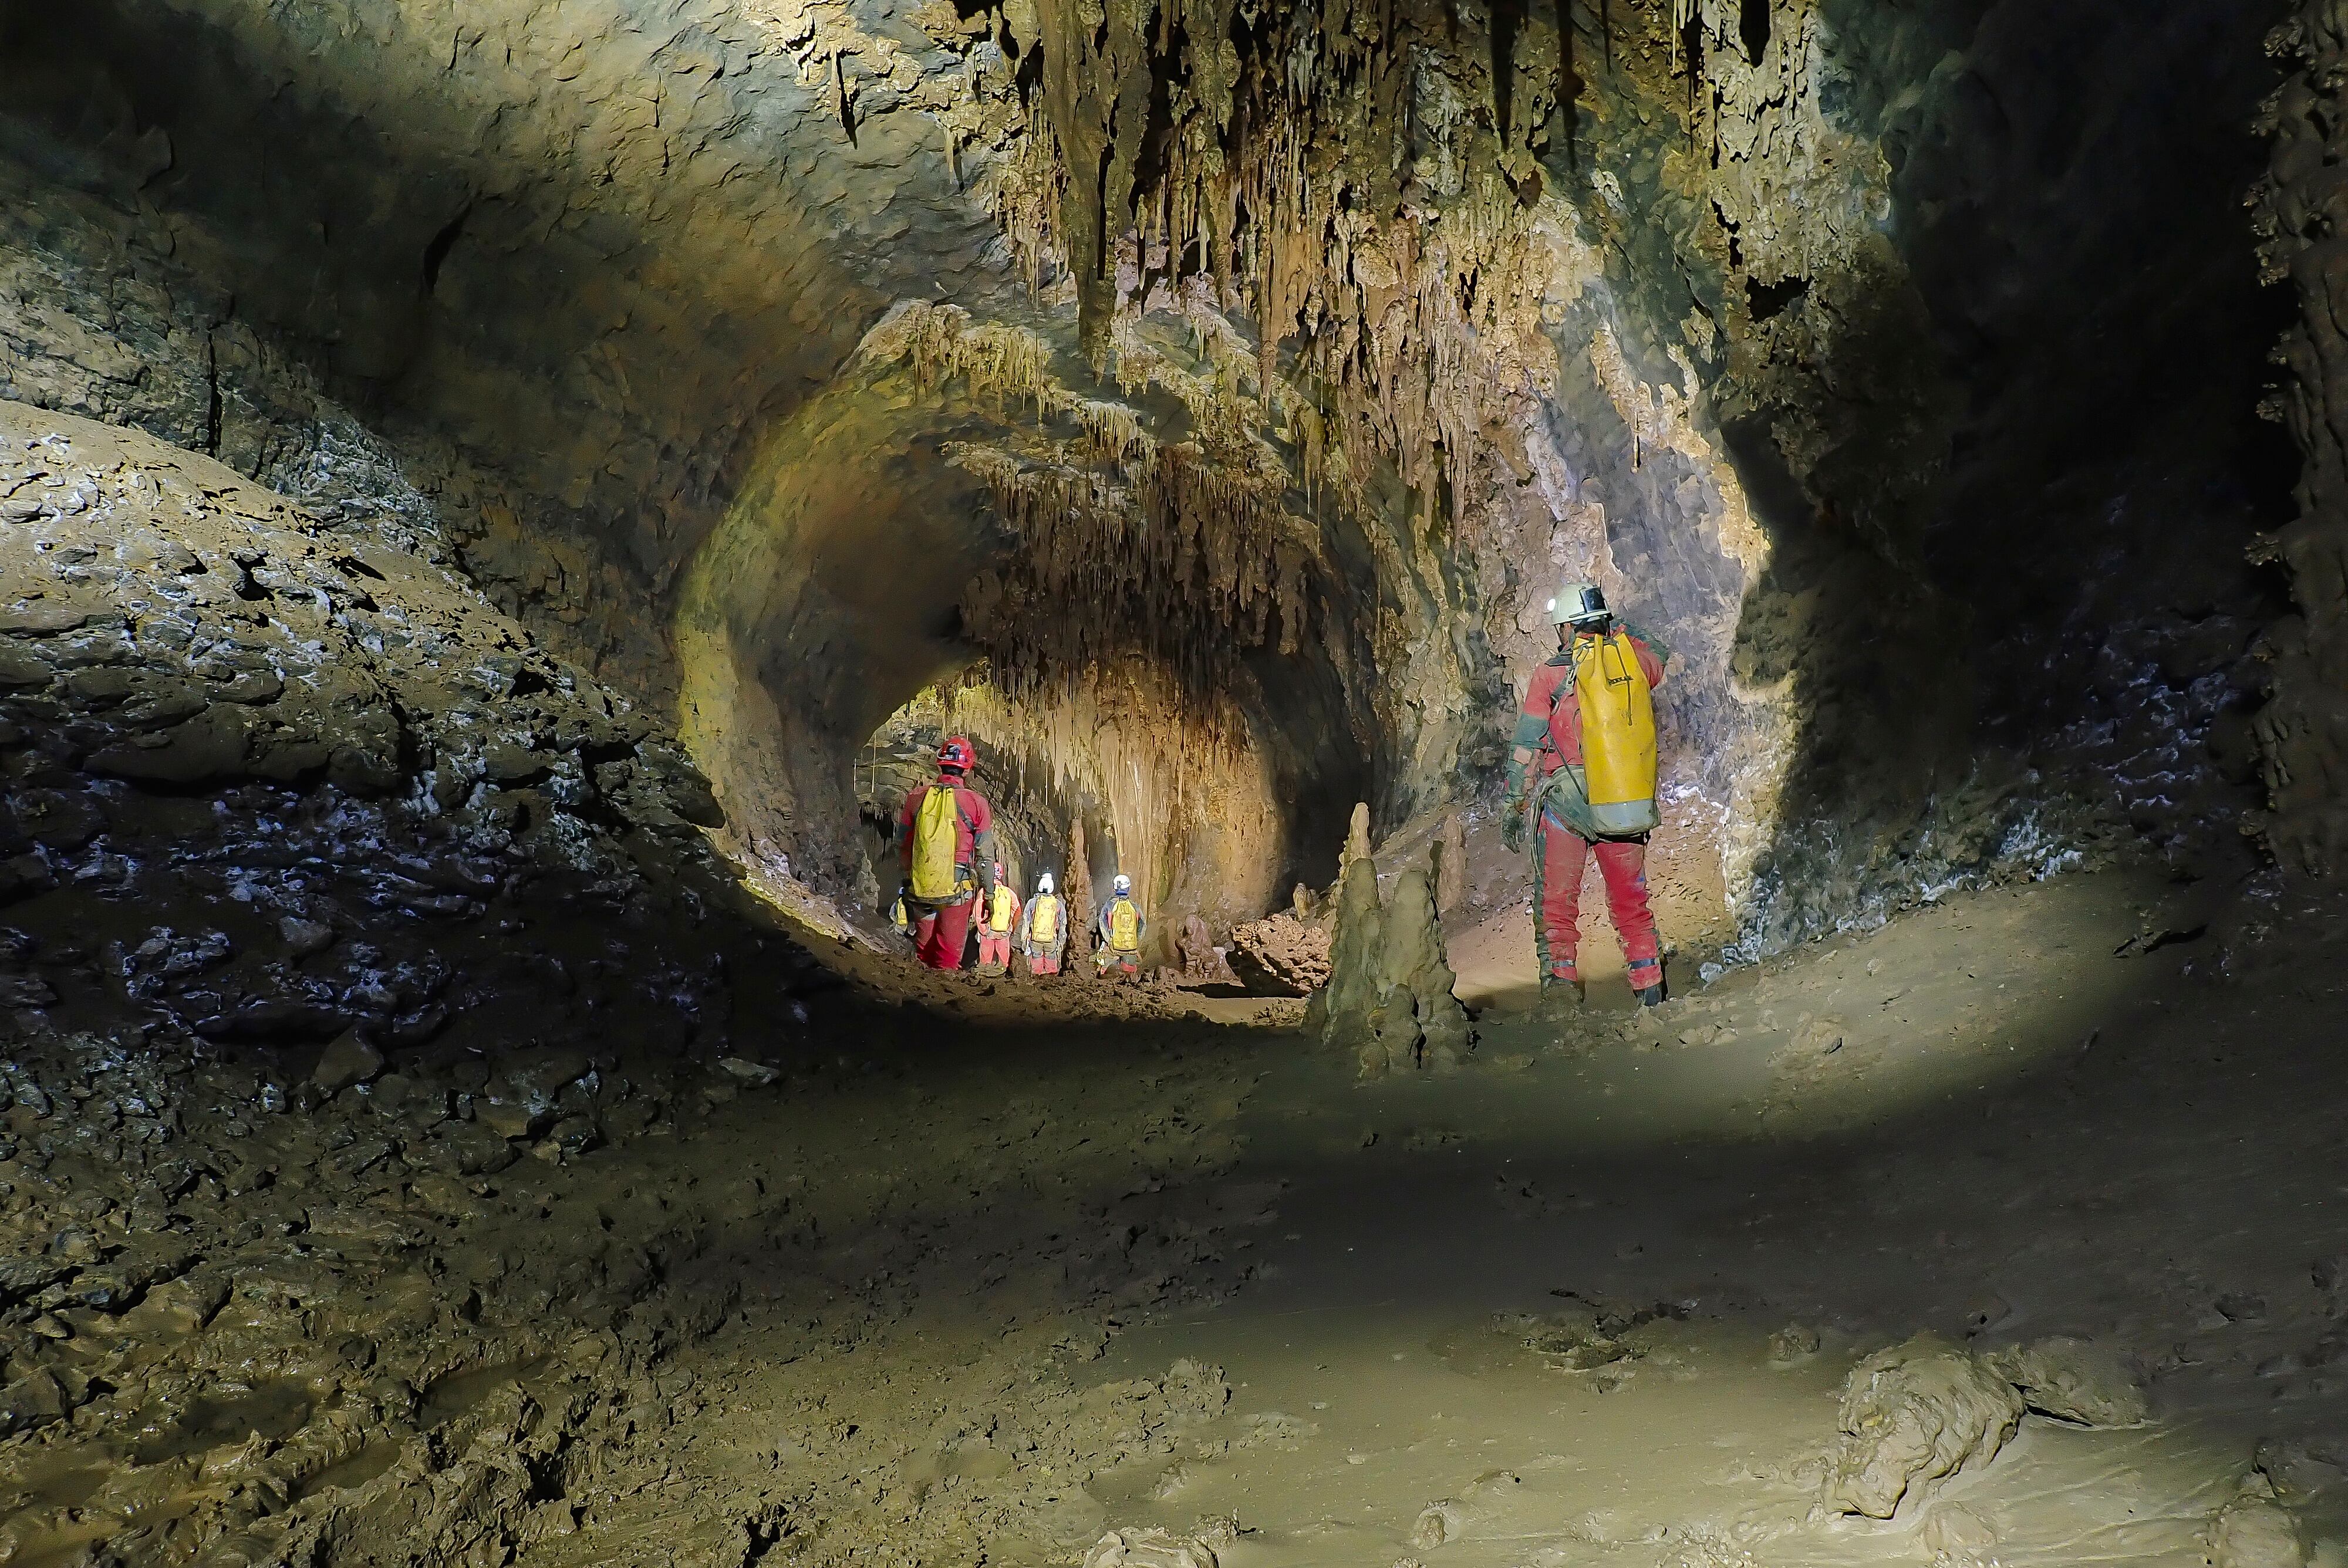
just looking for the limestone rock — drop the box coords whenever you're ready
[501,1049,592,1103]
[1228,912,1330,995]
[86,706,251,786]
[1379,864,1472,1070]
[1176,915,1235,982]
[1981,1336,2148,1427]
[1820,1334,2025,1519]
[1410,1499,1465,1550]
[425,1119,521,1176]
[1921,1501,1999,1558]
[1067,817,1095,964]
[1314,836,1384,1046]
[0,1367,74,1437]
[474,1095,549,1141]
[279,915,339,957]
[1434,810,1466,912]
[1082,1528,1217,1568]
[2213,1487,2308,1568]
[312,1030,386,1094]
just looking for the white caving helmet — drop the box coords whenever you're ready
[1037,872,1054,894]
[1112,874,1132,894]
[1548,581,1608,626]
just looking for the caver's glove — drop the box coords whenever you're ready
[1501,792,1528,854]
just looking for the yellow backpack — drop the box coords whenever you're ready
[1573,629,1659,834]
[988,884,1018,931]
[908,786,973,901]
[1107,897,1140,952]
[1030,895,1059,944]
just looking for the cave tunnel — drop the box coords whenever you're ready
[4,0,2348,1562]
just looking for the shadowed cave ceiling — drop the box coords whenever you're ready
[0,0,2323,951]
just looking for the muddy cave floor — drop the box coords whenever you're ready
[11,862,2348,1567]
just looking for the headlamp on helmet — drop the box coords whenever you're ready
[1548,582,1608,626]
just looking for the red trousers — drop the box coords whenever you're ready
[1029,954,1061,975]
[912,895,976,971]
[1537,819,1660,988]
[977,931,1012,968]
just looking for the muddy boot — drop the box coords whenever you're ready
[1541,962,1584,1003]
[1631,958,1666,1007]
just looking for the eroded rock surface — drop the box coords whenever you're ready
[1820,1335,2026,1519]
[1982,1335,2150,1429]
[1226,913,1330,996]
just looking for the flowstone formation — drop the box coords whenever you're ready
[870,667,1293,955]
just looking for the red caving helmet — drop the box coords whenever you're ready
[938,735,974,775]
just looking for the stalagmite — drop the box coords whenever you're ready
[1310,805,1470,1073]
[1366,857,1473,1075]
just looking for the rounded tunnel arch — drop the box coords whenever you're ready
[671,311,1375,954]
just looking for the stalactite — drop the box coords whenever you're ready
[865,299,1324,712]
[992,0,1569,565]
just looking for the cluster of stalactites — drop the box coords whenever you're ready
[951,436,1317,704]
[967,0,1572,573]
[867,299,1327,712]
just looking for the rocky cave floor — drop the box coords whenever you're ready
[5,401,2348,1567]
[7,856,2348,1568]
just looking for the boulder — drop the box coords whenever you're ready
[1228,912,1329,995]
[1981,1336,2147,1427]
[481,739,549,783]
[312,1029,386,1093]
[278,915,338,957]
[86,706,251,786]
[1176,914,1236,982]
[0,1367,73,1437]
[1820,1334,2025,1519]
[425,1119,520,1176]
[1411,1500,1466,1550]
[473,1095,548,1140]
[9,789,105,849]
[1921,1501,1999,1557]
[0,644,52,686]
[2212,1490,2307,1568]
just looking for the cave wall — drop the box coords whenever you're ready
[0,0,2313,964]
[0,0,1016,692]
[2258,0,2348,876]
[1506,0,2288,951]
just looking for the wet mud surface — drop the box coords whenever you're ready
[9,848,2346,1567]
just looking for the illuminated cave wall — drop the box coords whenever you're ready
[0,0,2307,955]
